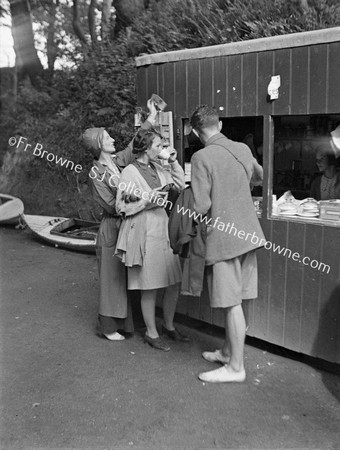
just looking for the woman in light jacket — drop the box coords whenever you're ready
[115,128,189,351]
[82,102,157,341]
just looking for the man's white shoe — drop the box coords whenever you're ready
[198,365,246,383]
[202,349,230,364]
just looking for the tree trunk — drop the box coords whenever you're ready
[72,0,88,45]
[101,0,112,41]
[299,0,309,11]
[47,0,58,77]
[88,0,97,44]
[112,0,147,34]
[9,0,43,85]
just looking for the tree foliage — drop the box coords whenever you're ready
[128,0,340,54]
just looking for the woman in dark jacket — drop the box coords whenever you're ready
[82,101,157,341]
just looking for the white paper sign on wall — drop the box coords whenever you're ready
[268,75,281,100]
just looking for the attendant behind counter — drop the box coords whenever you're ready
[310,143,340,201]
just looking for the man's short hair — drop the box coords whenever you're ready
[190,105,219,133]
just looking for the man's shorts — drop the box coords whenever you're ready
[206,250,258,308]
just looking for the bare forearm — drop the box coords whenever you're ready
[115,116,157,169]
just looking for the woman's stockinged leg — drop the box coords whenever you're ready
[141,289,158,338]
[162,283,180,330]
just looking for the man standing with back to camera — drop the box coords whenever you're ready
[189,105,265,383]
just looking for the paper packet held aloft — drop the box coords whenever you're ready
[150,93,167,111]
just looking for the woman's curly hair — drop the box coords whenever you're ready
[132,128,163,154]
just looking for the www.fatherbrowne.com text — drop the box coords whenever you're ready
[175,203,331,274]
[113,177,330,274]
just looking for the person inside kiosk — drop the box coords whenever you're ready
[272,115,340,222]
[310,143,340,201]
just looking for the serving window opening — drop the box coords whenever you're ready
[183,116,264,214]
[271,114,340,224]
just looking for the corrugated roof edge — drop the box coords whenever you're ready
[135,27,340,67]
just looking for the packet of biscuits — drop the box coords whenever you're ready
[150,93,167,111]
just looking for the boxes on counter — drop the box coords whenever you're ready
[319,200,340,221]
[252,196,263,214]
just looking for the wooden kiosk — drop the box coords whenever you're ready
[135,28,340,364]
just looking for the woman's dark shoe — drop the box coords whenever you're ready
[162,326,190,342]
[144,334,170,352]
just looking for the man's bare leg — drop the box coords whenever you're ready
[199,304,246,382]
[226,304,246,372]
[221,309,231,357]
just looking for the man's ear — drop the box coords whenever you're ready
[218,120,223,132]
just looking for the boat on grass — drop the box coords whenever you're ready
[23,214,99,254]
[0,193,24,225]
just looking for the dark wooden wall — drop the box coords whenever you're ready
[137,42,340,117]
[137,41,340,364]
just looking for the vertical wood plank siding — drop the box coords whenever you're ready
[300,225,324,355]
[200,58,214,107]
[257,51,275,117]
[146,64,158,100]
[291,47,309,114]
[328,42,340,113]
[309,45,328,114]
[242,53,258,116]
[187,60,200,113]
[273,48,291,116]
[317,226,340,362]
[228,55,242,116]
[136,38,340,363]
[136,67,148,108]
[212,57,228,115]
[158,65,165,101]
[251,222,272,340]
[283,222,305,350]
[163,63,175,113]
[174,61,187,117]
